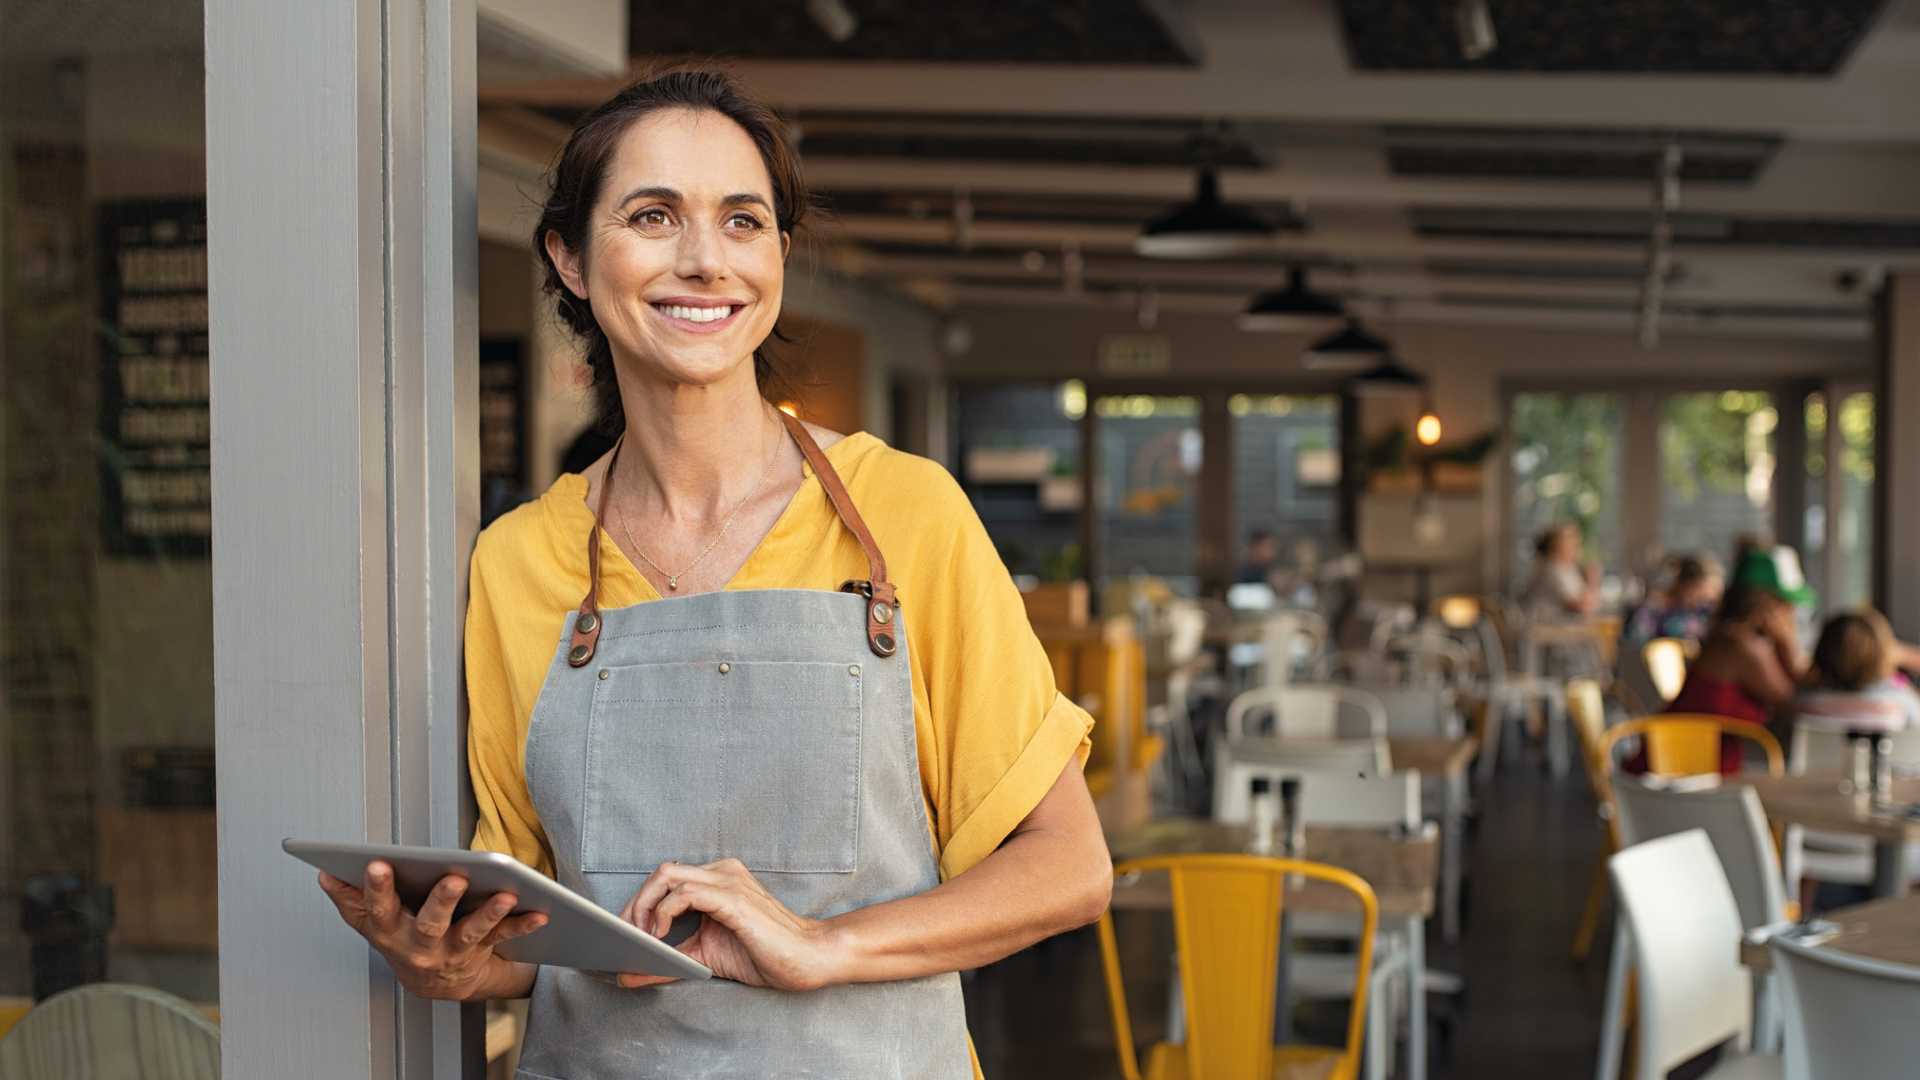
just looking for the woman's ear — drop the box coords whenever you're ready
[544,229,589,300]
[781,231,792,261]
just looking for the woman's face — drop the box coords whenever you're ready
[1550,527,1580,563]
[554,107,786,389]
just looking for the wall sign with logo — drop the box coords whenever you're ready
[98,199,209,556]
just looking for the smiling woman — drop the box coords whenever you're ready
[314,70,1111,1080]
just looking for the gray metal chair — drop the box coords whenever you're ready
[1771,932,1920,1080]
[0,982,220,1079]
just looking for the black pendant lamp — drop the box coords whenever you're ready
[1135,168,1275,259]
[1238,267,1345,331]
[1346,351,1428,398]
[1303,317,1389,371]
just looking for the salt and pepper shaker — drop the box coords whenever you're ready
[1871,734,1894,805]
[1846,731,1872,795]
[1248,776,1279,856]
[1280,777,1305,859]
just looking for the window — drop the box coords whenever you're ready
[1092,395,1202,595]
[2,0,216,1006]
[1229,394,1341,567]
[1806,390,1876,611]
[1658,391,1776,569]
[1509,393,1624,589]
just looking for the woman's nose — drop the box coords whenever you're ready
[674,220,725,281]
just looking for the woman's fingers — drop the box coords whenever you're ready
[616,972,680,990]
[626,862,728,938]
[412,875,469,942]
[450,891,518,949]
[486,910,549,945]
[316,871,368,928]
[362,861,405,934]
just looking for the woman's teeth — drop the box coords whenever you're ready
[657,304,733,323]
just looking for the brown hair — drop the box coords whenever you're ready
[533,69,809,434]
[1811,609,1896,692]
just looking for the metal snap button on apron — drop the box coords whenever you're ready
[567,644,590,665]
[576,611,598,635]
[597,669,609,680]
[718,662,731,674]
[848,665,861,677]
[871,601,893,624]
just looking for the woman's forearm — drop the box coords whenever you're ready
[818,760,1111,985]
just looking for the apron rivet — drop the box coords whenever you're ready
[718,662,731,674]
[872,602,893,624]
[848,664,861,677]
[568,644,591,665]
[576,611,598,635]
[597,669,609,680]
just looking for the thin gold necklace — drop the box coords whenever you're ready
[612,415,783,593]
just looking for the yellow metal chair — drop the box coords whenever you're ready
[1565,678,1620,961]
[1098,854,1377,1080]
[1601,715,1785,778]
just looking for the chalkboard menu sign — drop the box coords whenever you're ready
[479,337,528,527]
[98,199,210,556]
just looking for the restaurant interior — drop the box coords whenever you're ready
[7,1,1920,1077]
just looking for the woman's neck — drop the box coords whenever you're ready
[610,360,779,524]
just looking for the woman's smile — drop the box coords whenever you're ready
[648,296,750,335]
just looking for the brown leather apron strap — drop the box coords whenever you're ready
[567,412,899,667]
[566,437,622,667]
[779,411,899,658]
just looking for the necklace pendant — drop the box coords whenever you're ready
[667,578,679,591]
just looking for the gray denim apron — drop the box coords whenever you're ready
[513,413,971,1080]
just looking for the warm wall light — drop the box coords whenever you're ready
[777,401,799,417]
[1415,409,1443,446]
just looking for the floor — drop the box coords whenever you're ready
[965,762,1617,1079]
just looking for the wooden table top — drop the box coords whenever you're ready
[1741,894,1920,973]
[1746,774,1920,843]
[1225,735,1479,780]
[1107,819,1438,919]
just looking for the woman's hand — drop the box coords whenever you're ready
[316,862,547,1002]
[616,859,837,992]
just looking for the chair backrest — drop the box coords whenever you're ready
[1098,854,1377,1080]
[1343,683,1460,738]
[1611,780,1788,931]
[1385,632,1474,690]
[1602,715,1785,777]
[1565,678,1617,810]
[1213,766,1421,829]
[0,983,220,1080]
[1608,830,1753,1078]
[1164,599,1209,667]
[1225,684,1387,741]
[1643,637,1689,703]
[1770,932,1920,1080]
[1257,611,1325,687]
[1789,718,1920,776]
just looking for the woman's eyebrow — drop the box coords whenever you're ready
[721,193,774,212]
[616,185,680,209]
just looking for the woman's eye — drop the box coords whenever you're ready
[630,208,671,229]
[727,213,765,231]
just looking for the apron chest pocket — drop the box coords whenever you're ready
[580,659,862,875]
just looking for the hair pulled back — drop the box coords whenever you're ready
[533,69,808,434]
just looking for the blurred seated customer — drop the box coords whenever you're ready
[1663,577,1806,774]
[1521,523,1600,621]
[1796,608,1920,733]
[1623,553,1722,648]
[1236,528,1280,585]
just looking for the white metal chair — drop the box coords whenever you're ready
[1225,684,1388,742]
[0,983,220,1079]
[1207,767,1425,1080]
[1782,720,1920,891]
[1214,738,1394,822]
[1342,684,1463,739]
[1597,830,1781,1080]
[1611,780,1791,1051]
[1473,611,1571,780]
[1771,932,1920,1080]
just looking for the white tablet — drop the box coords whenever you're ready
[283,838,711,980]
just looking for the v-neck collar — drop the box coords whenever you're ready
[546,431,876,605]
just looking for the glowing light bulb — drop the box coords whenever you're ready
[1415,410,1443,446]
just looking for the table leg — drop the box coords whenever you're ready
[1407,914,1427,1080]
[1274,911,1295,1044]
[1871,838,1909,898]
[1442,771,1465,943]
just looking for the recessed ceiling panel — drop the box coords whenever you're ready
[1337,1,1885,75]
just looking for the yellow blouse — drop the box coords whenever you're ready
[466,432,1094,885]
